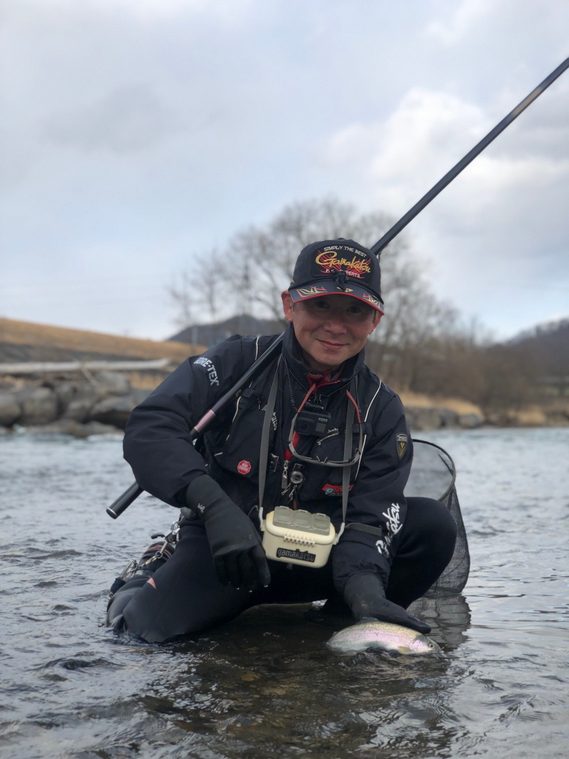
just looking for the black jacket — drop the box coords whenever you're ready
[123,326,413,591]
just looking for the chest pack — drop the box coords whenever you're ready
[257,364,359,568]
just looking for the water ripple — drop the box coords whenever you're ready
[1,429,568,758]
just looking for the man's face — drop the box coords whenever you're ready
[281,292,381,372]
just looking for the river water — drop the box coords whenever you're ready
[0,426,568,758]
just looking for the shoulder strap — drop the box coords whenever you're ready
[258,360,280,516]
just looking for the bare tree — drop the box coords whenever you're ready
[168,247,228,327]
[228,197,403,319]
[167,268,196,330]
[166,197,560,410]
[221,197,473,390]
[169,197,410,324]
[167,197,475,392]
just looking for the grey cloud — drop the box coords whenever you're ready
[2,0,567,341]
[493,87,569,160]
[44,84,181,153]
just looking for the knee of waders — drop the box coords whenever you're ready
[435,503,458,555]
[418,497,457,541]
[404,497,458,567]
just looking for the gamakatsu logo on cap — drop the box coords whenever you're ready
[315,250,371,279]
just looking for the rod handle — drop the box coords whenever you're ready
[106,482,143,519]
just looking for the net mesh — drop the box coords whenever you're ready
[405,439,470,594]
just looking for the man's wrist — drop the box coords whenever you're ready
[184,474,219,517]
[344,573,385,599]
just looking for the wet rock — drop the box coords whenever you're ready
[437,408,459,428]
[0,391,21,426]
[63,396,96,423]
[93,371,131,397]
[16,386,59,425]
[89,394,138,429]
[51,380,82,411]
[407,407,445,431]
[458,412,484,429]
[485,411,509,426]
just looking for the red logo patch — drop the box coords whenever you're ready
[322,482,353,496]
[237,460,252,475]
[322,483,342,496]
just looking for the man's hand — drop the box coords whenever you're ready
[186,475,271,591]
[343,573,431,634]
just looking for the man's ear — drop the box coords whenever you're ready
[281,291,294,322]
[369,311,382,334]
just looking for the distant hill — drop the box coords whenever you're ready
[171,313,569,362]
[498,319,569,398]
[508,317,569,350]
[0,317,201,364]
[170,313,284,347]
[506,318,569,381]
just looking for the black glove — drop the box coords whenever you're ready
[185,475,270,591]
[343,573,431,634]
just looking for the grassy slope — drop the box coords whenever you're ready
[0,317,200,362]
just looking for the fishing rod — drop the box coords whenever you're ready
[106,336,282,518]
[107,57,568,520]
[370,56,569,256]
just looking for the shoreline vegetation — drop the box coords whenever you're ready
[1,317,567,437]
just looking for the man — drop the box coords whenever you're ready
[107,238,457,643]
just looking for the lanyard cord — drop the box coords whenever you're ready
[258,361,353,539]
[283,361,344,413]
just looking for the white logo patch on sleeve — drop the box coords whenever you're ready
[194,357,220,387]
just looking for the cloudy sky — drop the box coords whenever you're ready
[1,0,568,341]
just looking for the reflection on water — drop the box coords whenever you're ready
[131,596,473,758]
[0,428,568,758]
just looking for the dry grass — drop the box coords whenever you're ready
[0,317,203,361]
[400,390,482,416]
[510,407,548,426]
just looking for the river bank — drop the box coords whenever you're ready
[2,317,567,435]
[1,372,567,437]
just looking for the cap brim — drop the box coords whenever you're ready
[289,282,384,313]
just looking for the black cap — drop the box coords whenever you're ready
[288,239,383,312]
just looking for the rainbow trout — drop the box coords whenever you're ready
[327,620,441,655]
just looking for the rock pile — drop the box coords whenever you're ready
[1,370,488,438]
[0,372,151,437]
[404,405,484,431]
